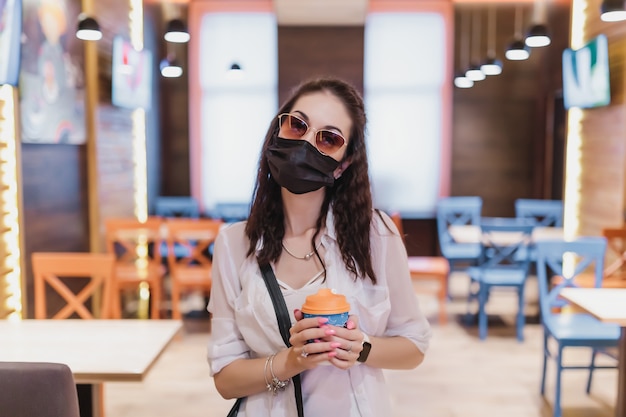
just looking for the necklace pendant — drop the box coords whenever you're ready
[304,253,312,261]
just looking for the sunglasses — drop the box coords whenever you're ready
[277,113,346,156]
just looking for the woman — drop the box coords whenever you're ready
[208,77,432,417]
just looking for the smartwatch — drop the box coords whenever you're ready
[357,333,372,363]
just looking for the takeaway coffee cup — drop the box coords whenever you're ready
[301,288,350,327]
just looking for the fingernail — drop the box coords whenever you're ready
[325,328,335,335]
[317,317,328,325]
[328,351,338,358]
[346,321,356,330]
[330,342,341,348]
[294,309,300,315]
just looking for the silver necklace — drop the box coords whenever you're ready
[282,240,322,261]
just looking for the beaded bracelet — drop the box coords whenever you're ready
[264,353,290,395]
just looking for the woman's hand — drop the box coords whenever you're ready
[325,315,364,369]
[290,310,364,370]
[289,309,341,368]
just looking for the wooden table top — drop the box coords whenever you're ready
[560,288,626,327]
[0,319,183,383]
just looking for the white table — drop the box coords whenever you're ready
[448,225,564,245]
[0,319,182,417]
[560,288,626,417]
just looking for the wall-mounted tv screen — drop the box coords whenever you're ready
[0,0,22,86]
[111,36,152,110]
[562,34,611,109]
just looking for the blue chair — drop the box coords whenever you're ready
[515,199,563,265]
[436,196,483,296]
[155,197,200,258]
[515,199,563,227]
[467,217,535,341]
[535,238,620,417]
[155,196,200,219]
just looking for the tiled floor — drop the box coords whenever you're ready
[105,272,618,417]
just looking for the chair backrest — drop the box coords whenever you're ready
[436,196,483,242]
[165,218,223,269]
[535,237,607,319]
[104,217,164,265]
[32,252,116,319]
[212,202,250,223]
[514,198,563,227]
[479,217,535,269]
[601,226,626,277]
[155,196,200,218]
[0,362,80,417]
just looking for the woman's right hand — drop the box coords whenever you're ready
[289,309,340,367]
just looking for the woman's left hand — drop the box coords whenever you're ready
[326,315,364,369]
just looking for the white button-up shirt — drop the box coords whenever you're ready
[207,210,432,417]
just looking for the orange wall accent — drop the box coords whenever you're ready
[188,0,273,212]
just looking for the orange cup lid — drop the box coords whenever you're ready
[301,288,350,314]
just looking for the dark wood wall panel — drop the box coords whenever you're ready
[278,26,364,104]
[21,144,90,318]
[451,3,570,218]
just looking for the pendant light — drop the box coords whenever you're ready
[160,56,183,78]
[481,6,503,76]
[525,0,551,47]
[164,19,190,43]
[465,10,486,82]
[76,14,102,41]
[505,5,530,61]
[454,10,474,89]
[601,0,626,21]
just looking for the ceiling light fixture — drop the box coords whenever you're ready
[525,0,551,47]
[160,57,183,78]
[76,15,102,41]
[164,19,190,43]
[454,10,474,89]
[525,23,551,47]
[601,0,626,21]
[481,6,503,76]
[505,6,530,61]
[465,10,486,82]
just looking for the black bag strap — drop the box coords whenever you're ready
[259,262,304,417]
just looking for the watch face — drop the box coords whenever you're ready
[357,341,372,363]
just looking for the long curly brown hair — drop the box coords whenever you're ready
[245,77,376,283]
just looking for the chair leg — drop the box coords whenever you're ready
[516,286,525,342]
[150,282,162,320]
[586,349,597,394]
[541,332,548,395]
[446,259,455,300]
[171,283,181,320]
[554,345,564,417]
[111,283,122,319]
[478,283,488,340]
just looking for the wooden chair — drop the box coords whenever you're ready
[390,212,448,324]
[104,217,166,319]
[561,227,626,288]
[32,252,115,319]
[165,218,223,320]
[31,252,114,417]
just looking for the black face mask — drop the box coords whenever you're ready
[266,137,340,194]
